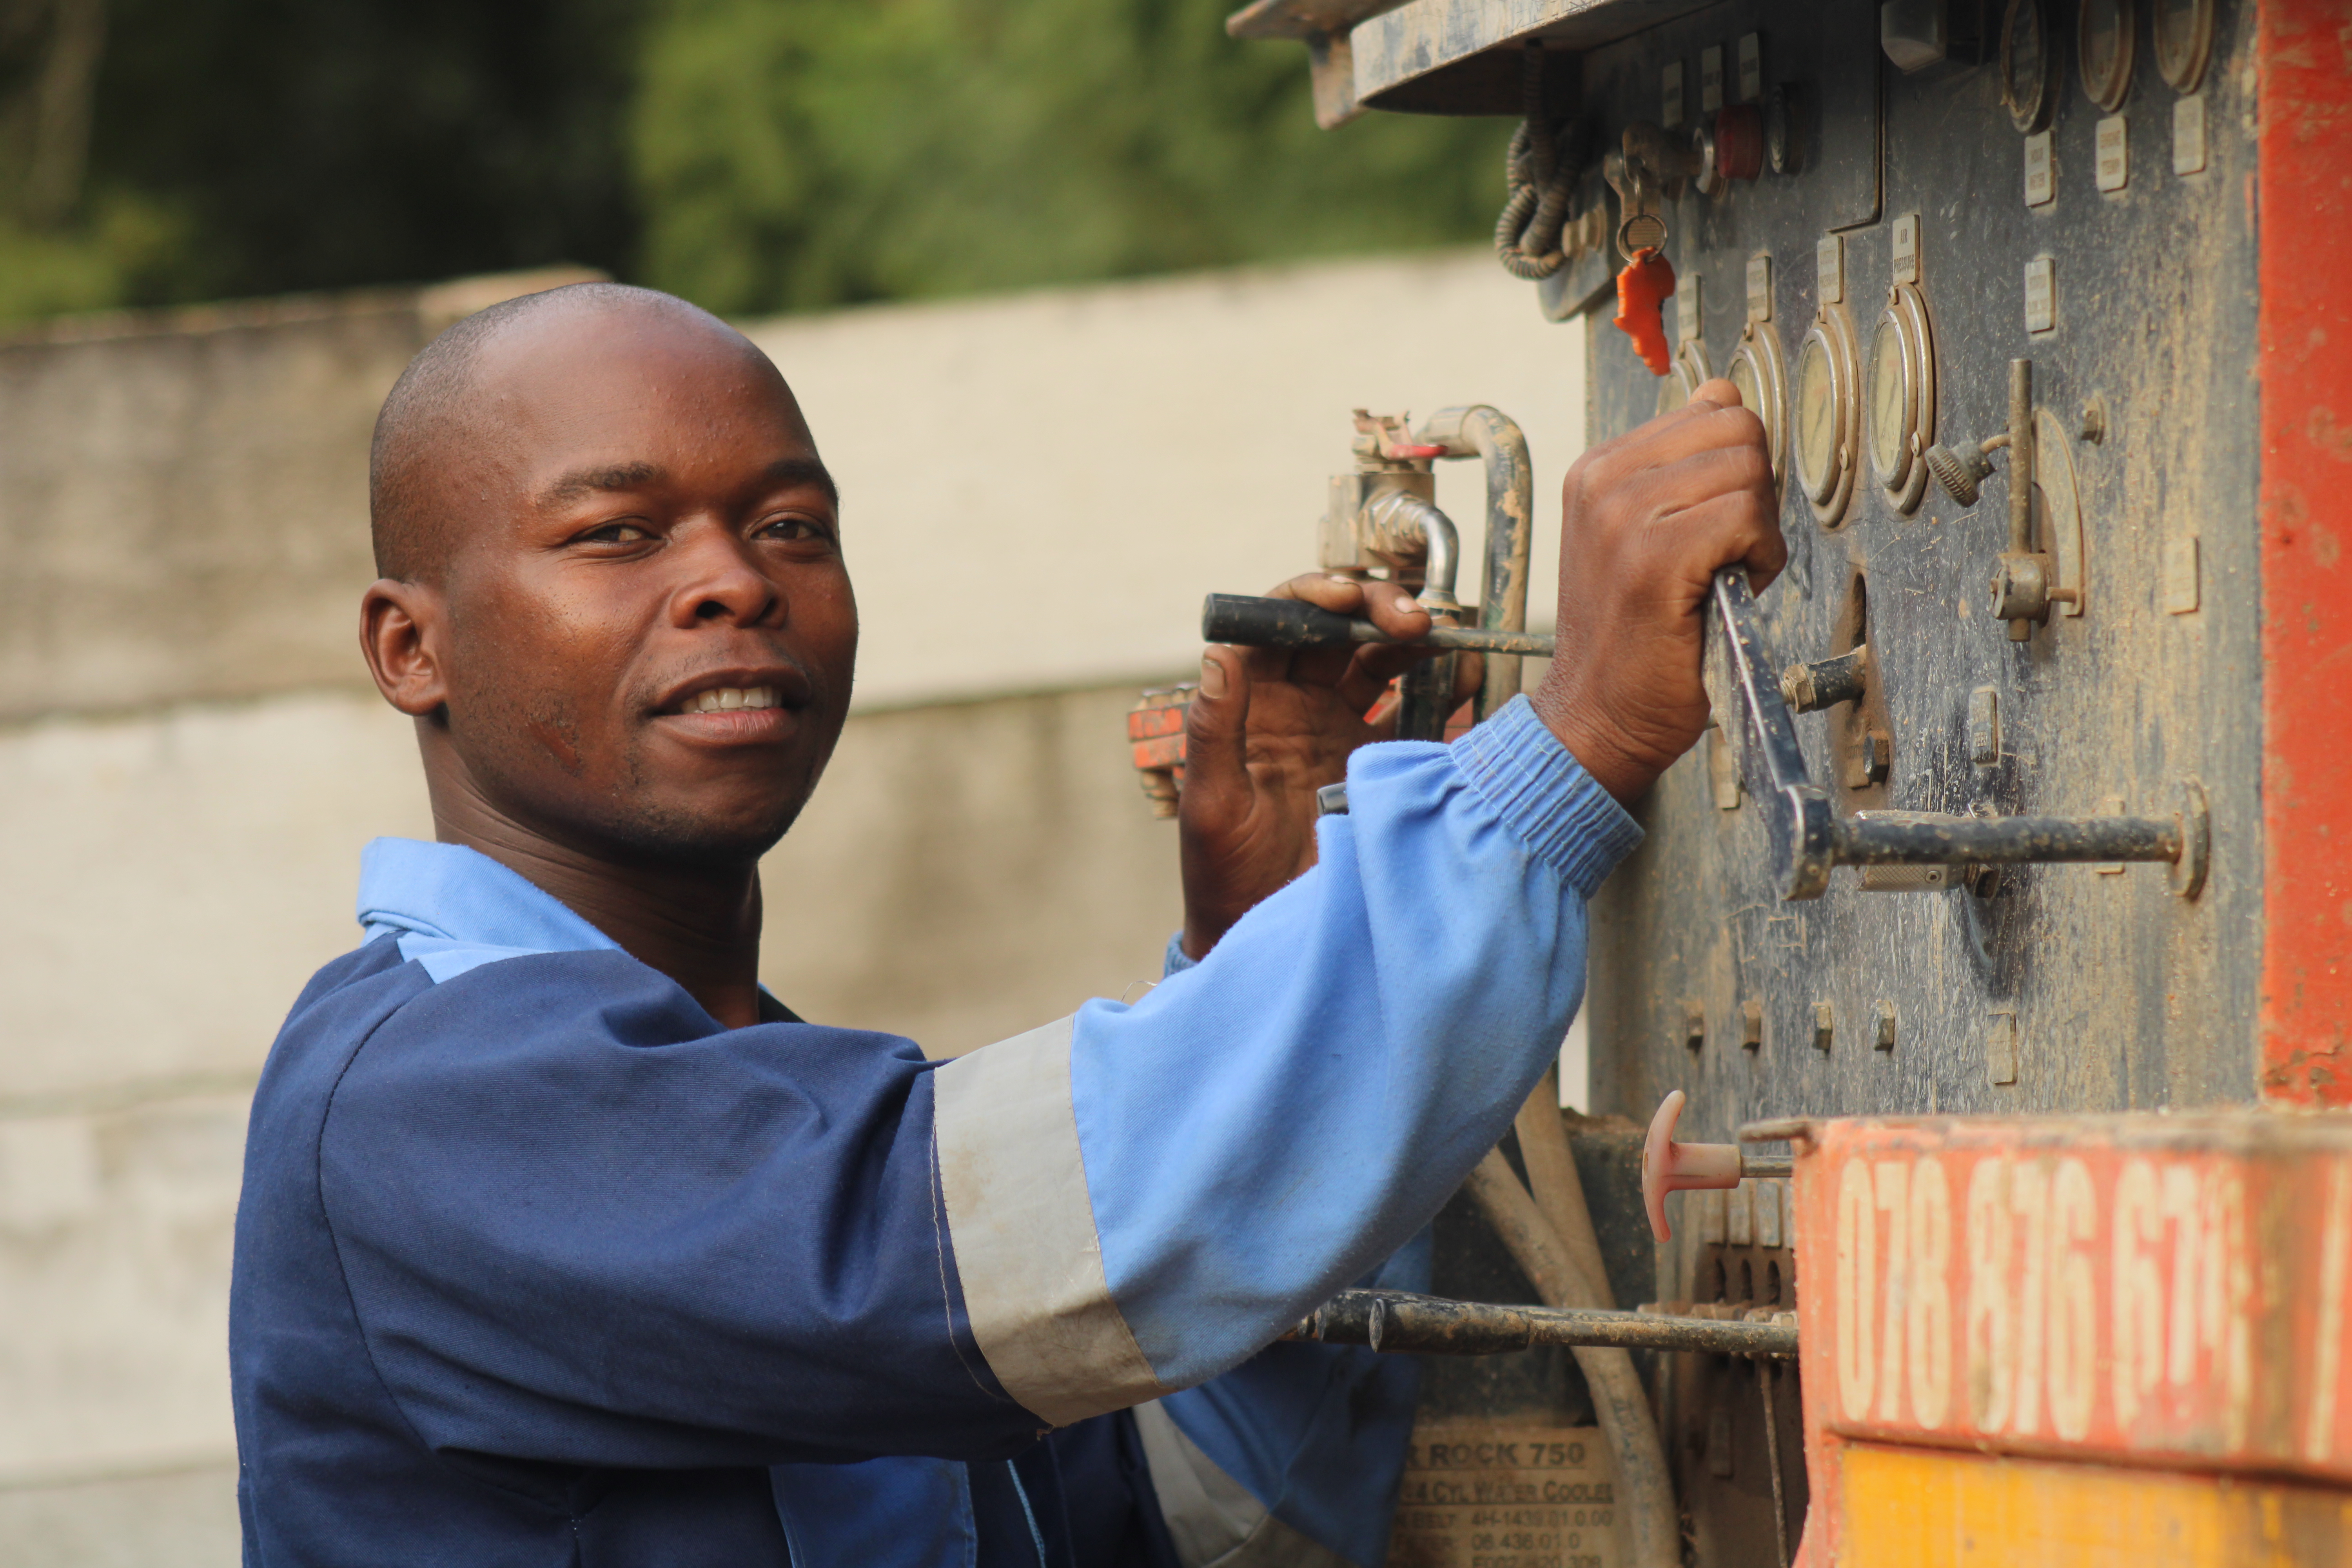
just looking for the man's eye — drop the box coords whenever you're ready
[758,515,834,544]
[577,521,654,545]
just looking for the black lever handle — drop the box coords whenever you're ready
[1201,593,1557,656]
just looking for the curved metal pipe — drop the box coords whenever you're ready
[1360,488,1463,613]
[1414,406,1535,719]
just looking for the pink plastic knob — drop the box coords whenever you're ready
[1641,1089,1744,1243]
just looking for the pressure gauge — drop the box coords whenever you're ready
[2154,0,2214,91]
[1866,285,1937,512]
[2078,0,2135,111]
[1793,307,1861,526]
[1726,323,1788,486]
[2001,0,2058,132]
[1656,341,1714,417]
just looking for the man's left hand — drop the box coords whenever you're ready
[1176,573,1475,960]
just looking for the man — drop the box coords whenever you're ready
[230,282,1781,1567]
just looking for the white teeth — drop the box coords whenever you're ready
[684,686,780,714]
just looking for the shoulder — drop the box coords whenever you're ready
[327,948,935,1134]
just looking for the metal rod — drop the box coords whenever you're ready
[1742,1154,1793,1178]
[1759,1360,1792,1568]
[1201,593,1557,656]
[2007,358,2035,557]
[1287,1289,1800,1358]
[1835,813,2180,866]
[2007,359,2035,641]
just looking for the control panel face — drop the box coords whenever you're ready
[1565,0,2258,1176]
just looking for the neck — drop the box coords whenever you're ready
[423,759,769,1031]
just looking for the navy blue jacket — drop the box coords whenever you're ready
[229,699,1637,1566]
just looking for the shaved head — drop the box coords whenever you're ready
[369,283,757,583]
[358,275,855,909]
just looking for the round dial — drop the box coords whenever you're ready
[1793,307,1860,526]
[2154,0,2214,91]
[1726,322,1788,487]
[1867,316,1910,482]
[1655,341,1713,418]
[2002,0,2057,132]
[2078,0,2135,111]
[1866,285,1937,512]
[1795,336,1838,498]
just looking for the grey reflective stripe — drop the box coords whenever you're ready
[933,1016,1167,1426]
[1132,1402,1357,1568]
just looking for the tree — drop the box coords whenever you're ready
[0,0,1510,326]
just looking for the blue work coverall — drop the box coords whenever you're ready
[229,696,1640,1566]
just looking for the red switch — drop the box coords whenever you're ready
[1613,247,1678,376]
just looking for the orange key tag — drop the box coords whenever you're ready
[1612,246,1678,376]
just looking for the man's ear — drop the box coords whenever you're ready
[360,579,450,718]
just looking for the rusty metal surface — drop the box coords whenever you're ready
[1294,1288,1801,1357]
[1576,0,2264,1183]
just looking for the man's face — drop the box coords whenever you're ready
[407,309,857,866]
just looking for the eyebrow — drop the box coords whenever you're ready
[534,456,840,510]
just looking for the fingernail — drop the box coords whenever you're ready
[1198,656,1229,699]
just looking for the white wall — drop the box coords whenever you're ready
[746,250,1584,712]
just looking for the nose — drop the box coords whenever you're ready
[665,523,780,628]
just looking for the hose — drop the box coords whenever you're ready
[1495,45,1588,281]
[1466,1147,1680,1568]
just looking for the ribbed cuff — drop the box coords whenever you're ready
[1448,696,1644,898]
[1163,931,1198,978]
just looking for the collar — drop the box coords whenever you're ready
[357,837,621,983]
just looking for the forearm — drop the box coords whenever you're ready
[930,697,1640,1422]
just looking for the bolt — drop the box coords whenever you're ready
[1812,1000,1835,1051]
[1873,1000,1897,1052]
[1740,998,1765,1051]
[1683,998,1706,1051]
[1843,730,1891,789]
[2080,396,2107,443]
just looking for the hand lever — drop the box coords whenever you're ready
[1641,1090,1791,1242]
[1702,566,2209,899]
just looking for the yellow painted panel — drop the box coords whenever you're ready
[1840,1443,2352,1567]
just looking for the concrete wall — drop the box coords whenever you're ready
[0,254,1586,1561]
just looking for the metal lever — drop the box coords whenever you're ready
[1705,567,2209,899]
[1201,593,1557,656]
[1288,1287,1798,1358]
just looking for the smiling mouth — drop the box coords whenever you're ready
[673,685,786,715]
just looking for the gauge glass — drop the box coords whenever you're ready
[1727,327,1786,486]
[1867,314,1911,484]
[2154,0,2213,89]
[2078,0,2134,109]
[1657,367,1692,417]
[1730,354,1763,421]
[2002,0,2052,131]
[1794,334,1839,502]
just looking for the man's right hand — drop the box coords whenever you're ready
[1529,378,1785,804]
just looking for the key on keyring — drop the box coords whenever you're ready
[1613,245,1678,376]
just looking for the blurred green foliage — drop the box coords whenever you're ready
[0,0,1509,327]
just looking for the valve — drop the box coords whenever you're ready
[1642,1090,1793,1242]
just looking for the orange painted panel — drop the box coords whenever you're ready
[1787,1116,2352,1489]
[1835,1443,2352,1567]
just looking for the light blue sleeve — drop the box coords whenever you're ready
[1072,694,1640,1390]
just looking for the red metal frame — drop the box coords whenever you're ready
[2258,0,2352,1105]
